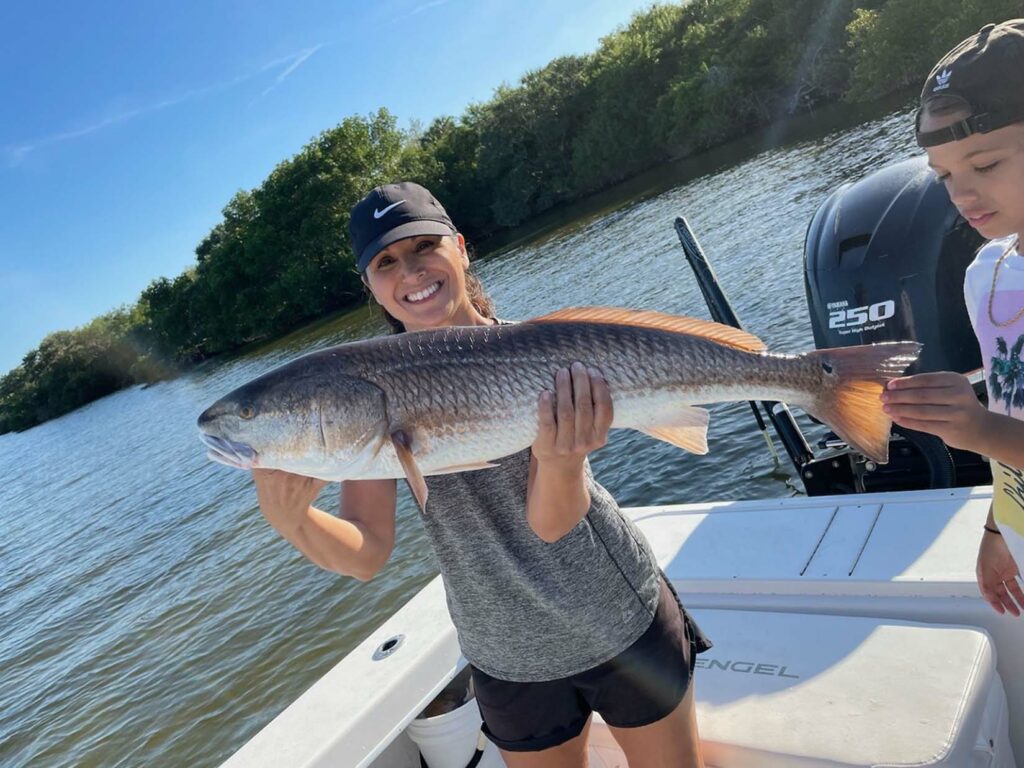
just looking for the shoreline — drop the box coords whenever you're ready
[1,89,918,434]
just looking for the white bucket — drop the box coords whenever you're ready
[406,697,504,768]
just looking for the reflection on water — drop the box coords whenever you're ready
[0,108,921,767]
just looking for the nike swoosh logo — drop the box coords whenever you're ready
[373,200,405,219]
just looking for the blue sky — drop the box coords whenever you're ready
[0,0,655,374]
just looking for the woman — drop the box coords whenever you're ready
[253,181,710,767]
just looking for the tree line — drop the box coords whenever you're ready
[2,0,1018,433]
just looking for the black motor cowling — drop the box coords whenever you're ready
[804,155,982,373]
[802,155,990,493]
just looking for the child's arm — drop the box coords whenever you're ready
[881,372,1024,468]
[978,503,1024,617]
[883,373,1024,617]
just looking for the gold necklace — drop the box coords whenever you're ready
[987,236,1024,327]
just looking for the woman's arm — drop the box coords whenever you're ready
[253,470,397,581]
[527,362,614,543]
[882,372,1024,468]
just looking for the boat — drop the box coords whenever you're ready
[220,158,1023,767]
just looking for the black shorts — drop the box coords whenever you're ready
[470,578,712,753]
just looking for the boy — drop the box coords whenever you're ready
[882,19,1024,618]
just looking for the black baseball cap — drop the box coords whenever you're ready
[349,182,455,271]
[916,19,1024,147]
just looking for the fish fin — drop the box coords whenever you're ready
[637,405,710,454]
[528,307,766,353]
[802,342,922,464]
[428,461,500,475]
[390,430,429,512]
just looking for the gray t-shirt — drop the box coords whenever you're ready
[422,447,661,682]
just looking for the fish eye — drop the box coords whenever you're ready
[239,404,256,420]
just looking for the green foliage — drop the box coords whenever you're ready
[187,109,410,356]
[6,0,1017,432]
[475,55,593,225]
[418,113,490,239]
[845,0,1023,100]
[139,272,202,361]
[653,0,863,154]
[0,307,171,434]
[572,4,689,191]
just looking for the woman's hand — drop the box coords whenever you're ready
[532,362,614,467]
[881,372,990,451]
[977,529,1024,617]
[252,468,327,520]
[252,471,395,579]
[527,362,614,543]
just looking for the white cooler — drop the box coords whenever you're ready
[590,610,1014,768]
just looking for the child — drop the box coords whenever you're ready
[882,19,1024,618]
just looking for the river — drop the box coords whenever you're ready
[0,106,921,767]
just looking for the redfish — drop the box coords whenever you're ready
[197,308,920,509]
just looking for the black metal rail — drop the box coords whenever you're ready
[674,216,815,474]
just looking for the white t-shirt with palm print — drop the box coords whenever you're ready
[965,235,1024,569]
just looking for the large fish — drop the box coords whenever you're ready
[197,308,921,509]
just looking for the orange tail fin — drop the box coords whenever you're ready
[802,342,922,464]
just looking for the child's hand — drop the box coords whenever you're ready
[532,362,613,468]
[881,372,989,451]
[977,529,1024,617]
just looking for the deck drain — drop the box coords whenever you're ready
[373,634,406,660]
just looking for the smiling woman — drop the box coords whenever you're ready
[352,183,497,334]
[246,180,714,767]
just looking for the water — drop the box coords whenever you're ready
[0,109,922,767]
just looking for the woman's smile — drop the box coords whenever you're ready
[404,280,443,304]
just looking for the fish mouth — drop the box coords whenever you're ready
[200,432,258,470]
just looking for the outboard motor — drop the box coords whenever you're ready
[803,155,991,492]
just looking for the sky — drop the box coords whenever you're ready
[0,0,656,374]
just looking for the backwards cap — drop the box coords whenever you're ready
[916,19,1024,147]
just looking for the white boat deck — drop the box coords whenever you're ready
[221,486,1024,767]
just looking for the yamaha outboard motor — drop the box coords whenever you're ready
[803,155,991,493]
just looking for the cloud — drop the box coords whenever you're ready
[5,44,326,166]
[410,0,451,16]
[6,105,154,164]
[259,44,325,98]
[390,0,452,24]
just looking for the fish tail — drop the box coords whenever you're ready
[801,342,922,464]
